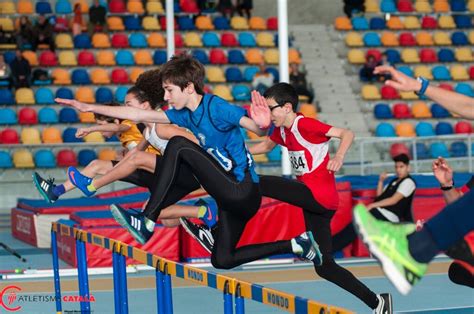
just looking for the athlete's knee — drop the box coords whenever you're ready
[313,257,338,279]
[211,254,235,270]
[168,135,193,148]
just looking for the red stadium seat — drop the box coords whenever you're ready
[438,83,453,91]
[111,33,129,48]
[54,17,70,32]
[421,16,437,29]
[77,51,96,66]
[393,103,412,118]
[221,33,238,47]
[399,33,417,46]
[398,0,414,12]
[180,0,199,13]
[267,17,278,30]
[57,149,78,167]
[18,108,38,125]
[109,0,126,13]
[366,49,382,61]
[160,17,178,30]
[390,143,411,159]
[174,33,184,48]
[39,51,58,66]
[454,121,473,134]
[209,49,227,64]
[381,85,400,99]
[111,68,129,84]
[420,48,438,63]
[0,128,19,144]
[469,66,474,79]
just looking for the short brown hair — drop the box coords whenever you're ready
[94,102,121,123]
[159,53,205,95]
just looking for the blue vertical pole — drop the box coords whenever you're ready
[51,229,62,313]
[77,238,91,312]
[223,281,233,314]
[75,237,85,313]
[118,251,129,314]
[163,264,173,314]
[234,284,245,314]
[112,248,121,314]
[156,260,165,314]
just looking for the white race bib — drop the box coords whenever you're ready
[289,150,309,175]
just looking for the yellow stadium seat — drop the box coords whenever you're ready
[469,31,474,45]
[455,48,473,62]
[381,32,399,46]
[206,67,226,83]
[361,85,381,100]
[130,67,145,83]
[196,15,214,30]
[396,122,416,137]
[246,49,264,64]
[412,101,432,118]
[247,131,265,140]
[127,0,145,14]
[92,33,111,48]
[299,104,317,118]
[79,112,96,123]
[142,16,160,30]
[264,49,279,64]
[184,32,203,47]
[134,50,153,65]
[42,127,63,144]
[91,69,110,84]
[400,91,418,100]
[231,16,249,30]
[213,85,233,101]
[433,31,451,45]
[345,32,363,47]
[347,49,366,64]
[289,49,301,64]
[148,33,166,47]
[334,16,352,30]
[387,16,404,30]
[17,0,33,14]
[76,87,95,103]
[433,0,449,12]
[84,132,105,143]
[256,32,275,47]
[416,32,433,46]
[98,148,116,161]
[58,51,77,66]
[15,88,35,105]
[365,0,380,13]
[55,34,74,49]
[97,51,116,66]
[52,69,71,85]
[0,18,14,32]
[252,154,268,163]
[438,16,456,29]
[249,16,266,30]
[414,65,433,80]
[1,2,16,14]
[146,1,164,14]
[403,16,421,29]
[21,128,41,144]
[22,51,38,66]
[451,65,469,80]
[13,150,34,168]
[414,1,431,12]
[469,0,474,12]
[401,49,420,63]
[107,17,125,31]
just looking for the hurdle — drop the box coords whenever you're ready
[51,222,353,314]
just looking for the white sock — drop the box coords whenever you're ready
[291,238,303,254]
[144,218,155,232]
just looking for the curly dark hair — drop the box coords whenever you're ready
[129,69,165,109]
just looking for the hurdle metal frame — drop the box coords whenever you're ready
[51,222,353,314]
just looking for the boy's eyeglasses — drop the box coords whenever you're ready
[269,104,284,112]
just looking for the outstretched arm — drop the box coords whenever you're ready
[55,98,171,124]
[248,137,277,155]
[75,123,130,138]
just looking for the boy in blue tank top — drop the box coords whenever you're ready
[56,53,322,269]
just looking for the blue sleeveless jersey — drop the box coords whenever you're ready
[165,94,258,183]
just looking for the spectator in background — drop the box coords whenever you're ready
[33,15,55,52]
[88,0,107,34]
[343,0,365,18]
[252,63,274,94]
[0,54,11,87]
[237,0,253,19]
[10,50,31,88]
[359,55,380,82]
[376,53,392,82]
[289,63,314,103]
[16,16,35,49]
[72,3,83,36]
[217,0,235,19]
[0,26,14,45]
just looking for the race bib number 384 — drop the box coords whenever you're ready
[289,150,309,175]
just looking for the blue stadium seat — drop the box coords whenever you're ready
[55,0,72,14]
[266,67,279,82]
[244,66,259,82]
[352,17,369,30]
[432,66,451,80]
[363,32,381,47]
[192,50,209,64]
[454,15,471,28]
[385,49,401,64]
[369,17,386,30]
[202,32,220,47]
[375,123,396,137]
[374,103,393,119]
[438,49,455,62]
[36,1,52,14]
[124,16,142,30]
[430,142,450,158]
[106,135,120,142]
[59,108,79,123]
[412,143,430,159]
[34,150,56,168]
[129,33,148,48]
[435,122,454,135]
[178,16,196,30]
[454,83,474,97]
[153,50,167,65]
[0,108,17,125]
[451,0,467,12]
[415,122,435,136]
[78,149,97,166]
[0,151,13,168]
[56,87,74,99]
[35,87,55,104]
[0,89,15,105]
[228,49,246,64]
[116,50,134,65]
[63,127,83,143]
[381,0,397,13]
[72,69,91,84]
[267,145,282,162]
[431,103,450,118]
[96,87,114,104]
[38,107,59,124]
[238,32,256,47]
[4,51,15,64]
[451,32,468,45]
[74,34,92,49]
[232,85,251,101]
[273,34,293,47]
[214,16,230,30]
[225,67,243,82]
[450,142,467,157]
[115,86,128,103]
[398,66,414,78]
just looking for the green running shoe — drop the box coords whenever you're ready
[353,204,428,295]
